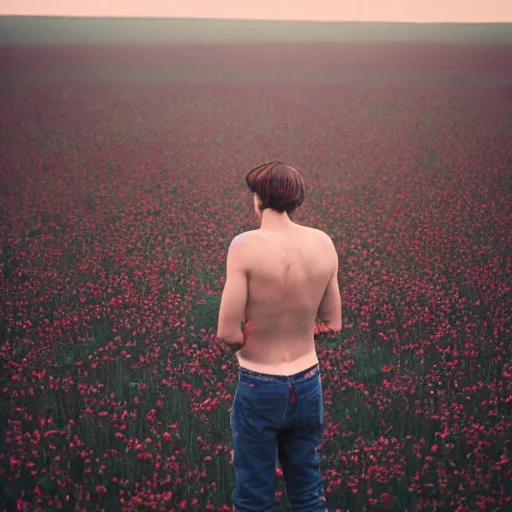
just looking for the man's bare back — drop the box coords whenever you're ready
[237,224,339,375]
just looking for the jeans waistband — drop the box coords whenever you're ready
[238,363,320,383]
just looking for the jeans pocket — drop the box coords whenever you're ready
[235,381,290,432]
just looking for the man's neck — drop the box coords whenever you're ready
[259,219,296,231]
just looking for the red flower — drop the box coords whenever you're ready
[380,492,392,503]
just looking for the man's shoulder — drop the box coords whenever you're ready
[232,231,260,254]
[235,230,258,246]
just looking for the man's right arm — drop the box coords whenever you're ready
[314,234,342,339]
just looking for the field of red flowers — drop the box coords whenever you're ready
[0,42,511,511]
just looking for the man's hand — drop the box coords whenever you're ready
[221,320,252,353]
[216,332,245,353]
[314,318,339,340]
[314,319,329,337]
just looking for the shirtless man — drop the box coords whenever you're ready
[216,161,342,512]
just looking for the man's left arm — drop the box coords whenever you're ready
[216,234,248,353]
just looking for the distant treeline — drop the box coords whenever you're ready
[0,16,511,46]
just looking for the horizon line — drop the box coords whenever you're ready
[1,15,511,24]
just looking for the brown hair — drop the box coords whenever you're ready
[245,161,305,216]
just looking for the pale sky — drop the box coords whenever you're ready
[1,1,512,23]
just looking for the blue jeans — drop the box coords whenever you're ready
[230,363,326,512]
